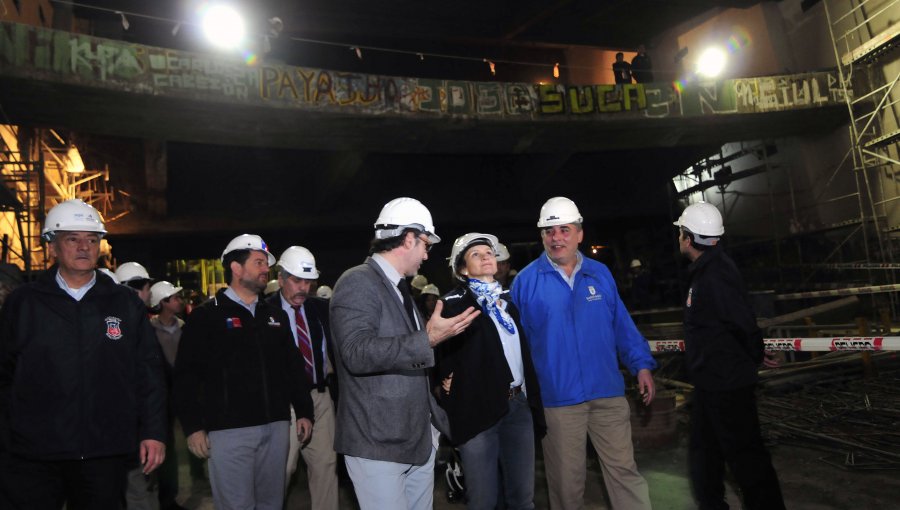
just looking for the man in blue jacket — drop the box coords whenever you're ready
[674,202,785,510]
[512,197,656,510]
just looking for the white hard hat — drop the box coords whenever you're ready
[264,279,281,295]
[537,197,583,228]
[316,285,333,299]
[673,202,724,237]
[150,280,183,307]
[496,243,511,262]
[420,283,440,297]
[449,232,500,281]
[410,274,428,291]
[97,267,119,284]
[221,234,276,265]
[374,197,441,244]
[277,246,319,280]
[115,262,151,283]
[630,259,642,269]
[41,199,106,241]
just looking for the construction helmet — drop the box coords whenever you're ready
[221,234,276,265]
[41,199,107,241]
[150,280,183,307]
[537,197,583,228]
[316,285,333,299]
[374,197,441,243]
[421,283,440,297]
[449,233,500,280]
[496,243,511,262]
[673,202,724,237]
[410,274,428,291]
[277,246,319,279]
[115,262,151,283]
[97,267,119,284]
[264,279,281,296]
[630,259,642,269]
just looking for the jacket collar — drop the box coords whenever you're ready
[687,244,723,275]
[35,265,118,297]
[536,250,594,277]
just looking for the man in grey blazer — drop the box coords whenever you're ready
[330,197,480,510]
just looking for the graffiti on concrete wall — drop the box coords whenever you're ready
[0,21,848,121]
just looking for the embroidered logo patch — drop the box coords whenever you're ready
[267,316,281,327]
[586,285,603,302]
[105,316,123,340]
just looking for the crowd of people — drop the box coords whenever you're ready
[0,195,785,510]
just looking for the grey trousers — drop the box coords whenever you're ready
[208,421,290,510]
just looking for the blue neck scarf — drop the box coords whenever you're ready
[467,278,515,334]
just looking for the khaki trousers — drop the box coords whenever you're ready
[542,396,651,510]
[287,391,339,510]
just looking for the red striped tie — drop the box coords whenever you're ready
[292,305,314,384]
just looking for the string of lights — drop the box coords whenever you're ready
[47,0,620,76]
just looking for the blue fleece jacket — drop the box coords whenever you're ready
[511,253,656,407]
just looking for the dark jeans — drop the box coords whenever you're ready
[689,385,786,510]
[0,452,128,510]
[458,391,535,510]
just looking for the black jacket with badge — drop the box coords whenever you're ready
[683,246,764,391]
[174,289,314,436]
[436,285,546,446]
[0,267,166,460]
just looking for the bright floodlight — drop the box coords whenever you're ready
[696,47,727,78]
[201,4,245,50]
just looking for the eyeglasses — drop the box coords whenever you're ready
[418,235,434,253]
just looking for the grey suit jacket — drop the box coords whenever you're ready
[330,257,450,465]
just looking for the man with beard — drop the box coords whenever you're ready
[266,246,338,509]
[174,234,314,510]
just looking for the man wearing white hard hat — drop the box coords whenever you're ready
[674,202,785,510]
[174,234,314,510]
[495,242,515,289]
[316,285,333,299]
[330,197,480,510]
[0,199,167,508]
[148,281,188,510]
[511,197,657,510]
[265,246,339,510]
[116,261,153,307]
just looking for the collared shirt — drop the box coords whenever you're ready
[372,253,420,329]
[55,270,96,301]
[546,251,583,290]
[224,286,257,317]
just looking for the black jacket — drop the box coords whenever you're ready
[264,293,338,401]
[174,289,313,436]
[0,267,166,460]
[436,285,546,445]
[683,246,764,390]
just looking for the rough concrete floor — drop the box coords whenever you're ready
[168,418,900,510]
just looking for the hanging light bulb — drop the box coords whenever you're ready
[116,11,130,30]
[487,60,496,76]
[553,62,560,79]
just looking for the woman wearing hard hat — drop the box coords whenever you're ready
[435,233,546,510]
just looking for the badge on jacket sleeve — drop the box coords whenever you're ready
[105,316,123,340]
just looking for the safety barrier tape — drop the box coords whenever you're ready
[775,284,900,300]
[648,337,900,352]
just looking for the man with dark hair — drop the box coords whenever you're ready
[613,51,632,84]
[116,261,153,306]
[266,246,339,510]
[674,202,785,510]
[0,199,166,509]
[174,234,314,510]
[330,197,480,510]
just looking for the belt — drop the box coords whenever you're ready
[508,385,523,400]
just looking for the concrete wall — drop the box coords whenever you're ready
[0,0,52,27]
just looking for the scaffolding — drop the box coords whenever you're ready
[824,0,900,286]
